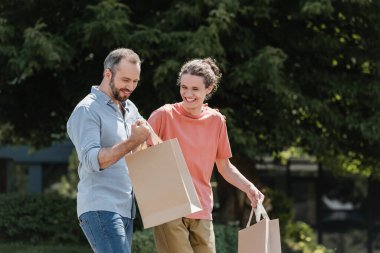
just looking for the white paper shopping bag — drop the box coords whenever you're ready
[238,201,281,253]
[125,130,202,229]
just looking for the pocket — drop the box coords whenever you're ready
[79,215,97,251]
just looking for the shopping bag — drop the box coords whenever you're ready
[238,201,281,253]
[125,129,202,229]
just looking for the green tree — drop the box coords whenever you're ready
[1,0,379,175]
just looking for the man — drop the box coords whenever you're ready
[67,48,150,253]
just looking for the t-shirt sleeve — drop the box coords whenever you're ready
[216,117,232,159]
[147,107,165,145]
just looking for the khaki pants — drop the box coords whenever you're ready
[153,218,216,253]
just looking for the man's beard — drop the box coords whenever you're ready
[109,77,128,103]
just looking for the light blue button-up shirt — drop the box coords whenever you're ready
[67,86,142,218]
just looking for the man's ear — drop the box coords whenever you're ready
[104,68,112,79]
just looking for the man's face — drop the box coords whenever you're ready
[108,59,140,103]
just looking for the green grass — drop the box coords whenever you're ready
[0,243,92,253]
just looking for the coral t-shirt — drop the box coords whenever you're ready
[148,103,232,220]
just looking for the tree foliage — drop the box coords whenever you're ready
[1,0,380,175]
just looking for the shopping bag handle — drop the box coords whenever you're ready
[129,121,162,153]
[245,200,269,228]
[146,121,163,145]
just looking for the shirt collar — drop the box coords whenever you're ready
[91,85,129,112]
[91,85,113,105]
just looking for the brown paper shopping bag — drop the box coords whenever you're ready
[238,201,282,253]
[125,129,202,229]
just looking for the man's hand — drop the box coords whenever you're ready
[130,119,150,146]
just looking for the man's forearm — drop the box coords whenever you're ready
[98,138,139,169]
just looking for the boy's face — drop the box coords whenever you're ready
[179,73,213,115]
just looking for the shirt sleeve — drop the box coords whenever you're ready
[67,106,101,172]
[216,117,232,159]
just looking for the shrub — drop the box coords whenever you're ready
[0,192,332,253]
[0,193,85,244]
[283,221,333,253]
[214,223,238,252]
[132,228,155,253]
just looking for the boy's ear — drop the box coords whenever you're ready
[206,84,215,94]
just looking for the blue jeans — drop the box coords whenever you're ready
[79,211,133,253]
